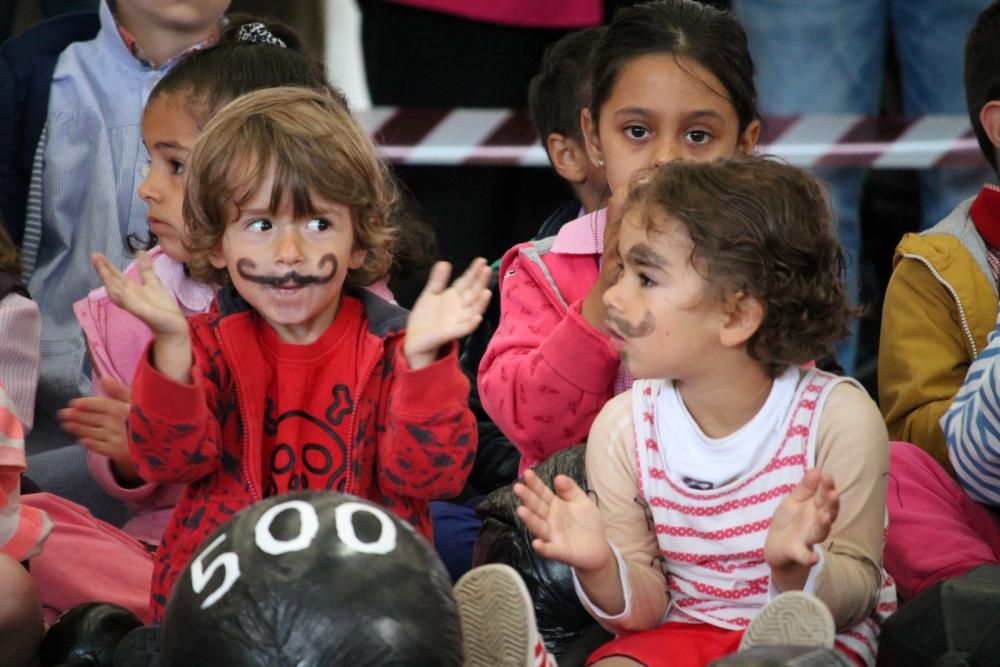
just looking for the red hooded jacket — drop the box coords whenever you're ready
[128,286,476,619]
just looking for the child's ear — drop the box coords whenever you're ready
[546,133,589,184]
[980,101,1000,154]
[737,119,762,156]
[719,291,764,349]
[349,246,368,270]
[208,245,227,270]
[581,108,605,170]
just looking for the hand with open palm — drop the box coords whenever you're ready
[92,251,187,338]
[765,469,840,590]
[404,258,492,370]
[59,376,141,485]
[514,470,612,573]
[92,251,192,382]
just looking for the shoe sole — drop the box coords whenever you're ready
[739,591,836,651]
[454,564,534,667]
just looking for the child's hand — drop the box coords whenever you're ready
[404,258,491,370]
[58,377,141,485]
[765,469,839,590]
[92,251,187,339]
[514,470,612,573]
[582,188,627,334]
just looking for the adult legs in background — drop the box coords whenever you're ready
[733,0,886,376]
[884,442,1000,601]
[891,0,993,231]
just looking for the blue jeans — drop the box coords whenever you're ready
[430,498,483,582]
[733,0,992,375]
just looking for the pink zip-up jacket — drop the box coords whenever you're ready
[74,246,213,544]
[478,210,631,471]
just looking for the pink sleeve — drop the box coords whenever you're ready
[0,386,51,560]
[477,249,620,469]
[86,449,162,503]
[0,294,40,433]
[74,288,153,393]
[364,276,396,304]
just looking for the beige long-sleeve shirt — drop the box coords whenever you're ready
[579,374,889,635]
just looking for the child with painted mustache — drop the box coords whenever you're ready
[90,86,490,621]
[515,157,896,667]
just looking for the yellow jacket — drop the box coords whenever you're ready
[878,197,998,474]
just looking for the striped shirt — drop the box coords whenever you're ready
[943,310,1000,505]
[576,369,896,665]
[631,371,894,665]
[0,383,51,560]
[0,293,40,433]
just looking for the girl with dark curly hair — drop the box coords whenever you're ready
[515,156,897,667]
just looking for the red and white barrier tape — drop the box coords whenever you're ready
[356,108,986,169]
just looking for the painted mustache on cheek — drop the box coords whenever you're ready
[236,254,339,287]
[606,310,655,338]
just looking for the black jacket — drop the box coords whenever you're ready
[0,11,99,244]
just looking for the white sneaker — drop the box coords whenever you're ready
[739,591,836,651]
[454,564,558,667]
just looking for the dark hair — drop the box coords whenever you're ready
[965,1,1000,173]
[626,156,852,377]
[590,0,760,133]
[129,16,344,255]
[528,26,606,150]
[150,15,341,129]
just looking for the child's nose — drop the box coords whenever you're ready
[137,169,160,204]
[651,138,680,167]
[274,228,305,264]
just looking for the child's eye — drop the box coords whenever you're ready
[170,160,186,176]
[685,130,712,145]
[306,218,331,232]
[247,218,272,232]
[625,125,649,140]
[638,272,656,287]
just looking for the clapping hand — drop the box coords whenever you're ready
[403,258,492,370]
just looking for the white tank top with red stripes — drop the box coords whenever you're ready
[631,368,895,666]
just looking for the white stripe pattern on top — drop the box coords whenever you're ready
[632,369,895,666]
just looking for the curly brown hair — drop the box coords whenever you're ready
[183,87,396,287]
[626,156,853,377]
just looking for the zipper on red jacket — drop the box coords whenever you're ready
[345,335,386,494]
[215,327,259,503]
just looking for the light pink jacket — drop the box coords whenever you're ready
[478,211,631,471]
[74,246,211,543]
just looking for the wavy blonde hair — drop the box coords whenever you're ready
[183,86,397,287]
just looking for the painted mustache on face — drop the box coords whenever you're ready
[606,310,655,338]
[236,254,339,287]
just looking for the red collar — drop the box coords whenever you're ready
[971,184,1000,250]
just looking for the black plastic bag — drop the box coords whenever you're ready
[473,444,607,659]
